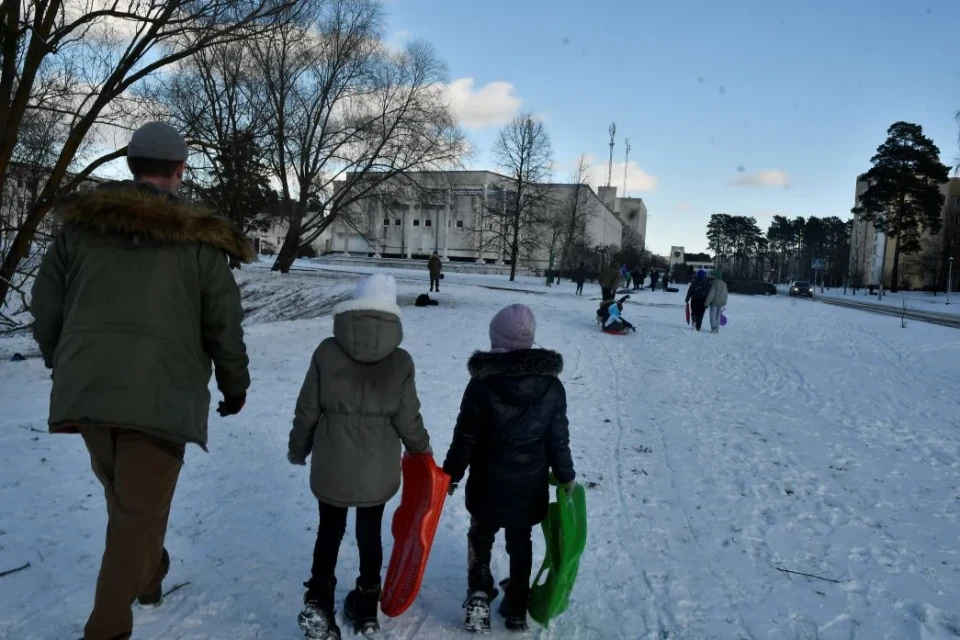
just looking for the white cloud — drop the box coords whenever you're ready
[728,169,791,188]
[445,78,522,130]
[675,201,693,213]
[590,160,659,193]
[393,29,413,40]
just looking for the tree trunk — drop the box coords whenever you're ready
[890,231,902,293]
[509,221,520,282]
[272,216,302,273]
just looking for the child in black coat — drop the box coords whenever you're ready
[443,303,576,633]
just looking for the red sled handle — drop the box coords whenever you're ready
[380,453,451,617]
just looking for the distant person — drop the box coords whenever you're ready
[31,121,252,640]
[631,266,643,291]
[650,270,660,292]
[288,274,433,638]
[443,304,575,633]
[600,261,621,301]
[621,264,631,289]
[662,272,670,292]
[428,251,443,292]
[575,262,587,296]
[685,270,711,331]
[705,269,729,334]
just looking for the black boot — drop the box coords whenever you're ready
[464,563,498,633]
[498,578,529,632]
[343,578,380,636]
[137,548,170,607]
[299,575,341,640]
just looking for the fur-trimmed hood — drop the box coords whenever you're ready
[58,181,256,263]
[467,349,563,380]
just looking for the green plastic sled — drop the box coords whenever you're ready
[528,478,587,627]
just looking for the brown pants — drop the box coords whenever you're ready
[80,427,185,640]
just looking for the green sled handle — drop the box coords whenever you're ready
[528,474,588,627]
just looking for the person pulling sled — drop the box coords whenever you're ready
[288,274,433,640]
[443,304,576,634]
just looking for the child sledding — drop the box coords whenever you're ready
[596,295,636,334]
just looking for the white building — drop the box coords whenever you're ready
[597,186,647,248]
[317,171,629,270]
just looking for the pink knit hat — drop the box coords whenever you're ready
[489,304,536,352]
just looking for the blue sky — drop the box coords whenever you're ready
[385,0,960,255]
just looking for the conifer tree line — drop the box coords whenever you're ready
[704,120,957,292]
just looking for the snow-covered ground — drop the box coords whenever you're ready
[779,283,960,317]
[2,268,959,639]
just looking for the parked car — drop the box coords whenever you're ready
[789,281,813,297]
[727,280,777,296]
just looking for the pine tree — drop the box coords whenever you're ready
[853,122,950,292]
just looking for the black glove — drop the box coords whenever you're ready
[217,394,246,417]
[447,482,458,497]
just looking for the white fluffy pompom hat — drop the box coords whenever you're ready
[332,273,402,318]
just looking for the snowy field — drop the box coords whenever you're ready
[2,267,960,640]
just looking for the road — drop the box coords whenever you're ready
[780,291,960,328]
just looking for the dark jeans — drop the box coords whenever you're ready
[430,277,440,291]
[690,299,706,330]
[576,281,584,295]
[601,287,614,301]
[467,518,532,594]
[310,502,386,590]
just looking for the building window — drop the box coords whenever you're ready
[425,219,432,227]
[394,219,401,226]
[413,219,420,227]
[383,218,389,227]
[954,196,960,208]
[456,220,464,228]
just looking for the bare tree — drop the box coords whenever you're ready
[248,0,466,272]
[155,39,280,242]
[489,112,554,281]
[0,0,300,310]
[556,155,595,278]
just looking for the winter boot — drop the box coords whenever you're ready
[464,563,498,633]
[343,578,380,637]
[137,548,170,608]
[299,575,341,640]
[498,578,529,632]
[463,587,499,634]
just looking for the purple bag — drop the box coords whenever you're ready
[720,311,728,326]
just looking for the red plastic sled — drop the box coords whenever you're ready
[381,453,450,617]
[602,329,632,336]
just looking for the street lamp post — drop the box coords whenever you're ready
[948,257,954,305]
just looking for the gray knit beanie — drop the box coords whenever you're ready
[489,304,536,352]
[127,122,189,162]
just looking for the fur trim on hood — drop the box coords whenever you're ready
[467,349,563,379]
[58,181,256,263]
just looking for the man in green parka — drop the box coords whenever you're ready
[31,122,254,640]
